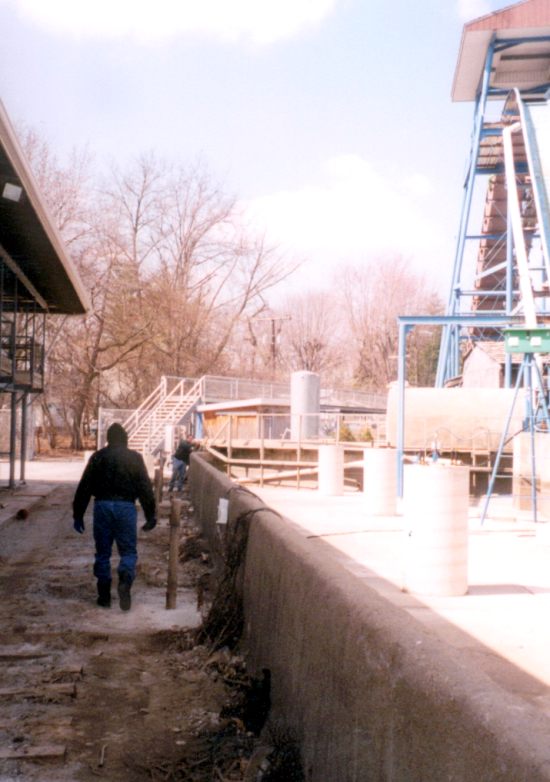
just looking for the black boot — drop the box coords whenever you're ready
[117,572,132,611]
[97,580,112,608]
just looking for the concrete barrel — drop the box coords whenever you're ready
[363,447,397,515]
[536,522,550,545]
[403,464,469,596]
[142,451,155,479]
[318,444,343,496]
[291,371,320,440]
[164,425,174,454]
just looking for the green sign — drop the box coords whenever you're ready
[504,327,550,354]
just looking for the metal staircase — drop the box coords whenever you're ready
[122,376,202,454]
[108,373,388,458]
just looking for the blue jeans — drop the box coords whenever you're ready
[93,500,137,583]
[169,457,187,491]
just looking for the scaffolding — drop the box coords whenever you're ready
[437,8,550,386]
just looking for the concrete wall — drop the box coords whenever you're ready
[189,453,550,782]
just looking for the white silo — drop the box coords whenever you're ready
[290,371,320,440]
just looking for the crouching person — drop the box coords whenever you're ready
[72,423,157,611]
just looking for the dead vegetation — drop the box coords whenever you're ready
[156,502,305,782]
[124,641,303,782]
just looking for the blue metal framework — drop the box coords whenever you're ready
[397,314,521,496]
[436,34,550,387]
[480,351,550,524]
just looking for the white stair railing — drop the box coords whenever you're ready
[122,376,203,454]
[122,376,168,440]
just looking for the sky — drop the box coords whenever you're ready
[0,0,510,300]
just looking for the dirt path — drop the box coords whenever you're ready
[0,483,227,782]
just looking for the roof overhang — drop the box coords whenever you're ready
[198,397,290,413]
[0,100,89,314]
[453,0,550,102]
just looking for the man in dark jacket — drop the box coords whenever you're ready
[72,422,156,611]
[168,434,194,493]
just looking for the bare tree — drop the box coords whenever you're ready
[341,257,442,391]
[105,159,295,394]
[21,134,297,445]
[274,290,344,381]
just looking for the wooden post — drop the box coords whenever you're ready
[154,466,163,509]
[260,414,265,487]
[227,416,233,476]
[166,498,181,609]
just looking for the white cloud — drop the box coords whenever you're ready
[456,0,492,22]
[243,154,450,290]
[2,0,338,44]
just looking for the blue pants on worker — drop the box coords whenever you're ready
[169,457,186,492]
[93,500,137,583]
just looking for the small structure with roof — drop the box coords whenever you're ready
[462,341,523,387]
[0,99,89,485]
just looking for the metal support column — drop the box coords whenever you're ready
[9,391,17,489]
[437,39,496,387]
[397,321,410,497]
[20,391,28,484]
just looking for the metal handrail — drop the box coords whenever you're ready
[126,377,203,452]
[122,376,167,436]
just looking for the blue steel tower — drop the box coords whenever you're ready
[437,0,550,387]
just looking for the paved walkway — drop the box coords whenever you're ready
[0,458,85,528]
[256,483,550,717]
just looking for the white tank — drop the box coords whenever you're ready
[318,444,344,496]
[290,371,320,440]
[403,464,469,596]
[363,447,397,515]
[164,424,174,454]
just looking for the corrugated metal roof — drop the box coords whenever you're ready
[0,100,89,314]
[453,0,550,102]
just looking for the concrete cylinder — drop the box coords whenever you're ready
[318,444,343,496]
[291,371,320,440]
[363,447,397,515]
[164,425,174,454]
[536,522,550,545]
[403,464,469,597]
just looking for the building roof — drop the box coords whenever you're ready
[0,100,89,314]
[469,341,524,364]
[453,0,550,102]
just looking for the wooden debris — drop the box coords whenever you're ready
[45,664,84,683]
[0,682,76,699]
[0,647,50,660]
[0,744,66,760]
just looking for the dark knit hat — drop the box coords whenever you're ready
[107,423,128,446]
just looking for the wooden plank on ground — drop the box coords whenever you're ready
[0,648,50,660]
[0,744,66,760]
[0,683,76,699]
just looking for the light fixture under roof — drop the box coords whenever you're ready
[2,182,22,202]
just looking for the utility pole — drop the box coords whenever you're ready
[253,315,291,379]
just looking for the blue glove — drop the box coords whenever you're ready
[73,518,85,534]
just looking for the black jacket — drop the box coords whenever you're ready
[73,444,156,524]
[174,440,193,464]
